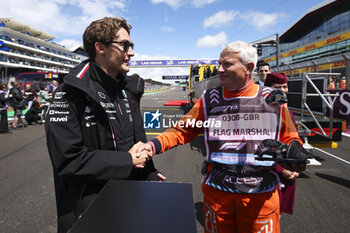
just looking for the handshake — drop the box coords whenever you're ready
[128,142,166,181]
[128,141,154,169]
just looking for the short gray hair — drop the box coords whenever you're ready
[225,41,257,70]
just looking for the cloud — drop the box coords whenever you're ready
[150,0,183,9]
[196,31,227,48]
[133,53,178,60]
[192,0,218,7]
[57,39,82,50]
[161,26,175,32]
[240,11,287,31]
[203,10,239,28]
[0,0,129,37]
[151,0,218,9]
[129,53,189,83]
[130,67,188,83]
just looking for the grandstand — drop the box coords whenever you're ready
[253,0,350,85]
[0,18,87,84]
[251,0,350,138]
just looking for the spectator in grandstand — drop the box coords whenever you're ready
[23,84,36,109]
[25,99,42,125]
[38,85,51,121]
[0,83,11,133]
[328,77,336,90]
[264,72,299,215]
[9,81,26,129]
[339,77,347,90]
[256,62,271,85]
[45,17,164,233]
[136,41,306,233]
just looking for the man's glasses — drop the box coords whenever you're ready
[111,41,134,52]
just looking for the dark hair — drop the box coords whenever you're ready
[1,83,7,90]
[257,62,270,69]
[83,17,132,59]
[12,81,20,88]
[264,82,273,87]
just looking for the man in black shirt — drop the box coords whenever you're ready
[45,17,164,233]
[256,62,271,85]
[9,82,26,129]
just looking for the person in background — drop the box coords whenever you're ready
[339,77,347,90]
[9,81,26,129]
[38,84,51,121]
[45,17,164,233]
[136,41,306,233]
[0,83,11,133]
[23,84,36,110]
[256,62,271,85]
[205,66,211,79]
[47,80,58,94]
[8,81,14,92]
[191,64,200,82]
[328,77,336,90]
[264,72,299,215]
[212,65,218,76]
[25,99,42,125]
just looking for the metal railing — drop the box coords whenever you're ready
[300,72,340,140]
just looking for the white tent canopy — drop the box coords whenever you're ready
[0,17,56,40]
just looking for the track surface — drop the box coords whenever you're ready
[1,87,349,232]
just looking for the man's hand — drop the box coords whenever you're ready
[280,169,299,180]
[129,142,150,168]
[157,173,166,182]
[135,142,154,159]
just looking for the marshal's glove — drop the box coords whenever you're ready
[255,139,312,164]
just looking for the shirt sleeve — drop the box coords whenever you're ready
[150,97,205,154]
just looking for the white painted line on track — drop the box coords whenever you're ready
[144,92,161,96]
[308,158,322,165]
[342,132,350,138]
[315,147,350,165]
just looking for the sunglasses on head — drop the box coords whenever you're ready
[111,41,134,52]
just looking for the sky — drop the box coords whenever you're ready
[1,0,326,83]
